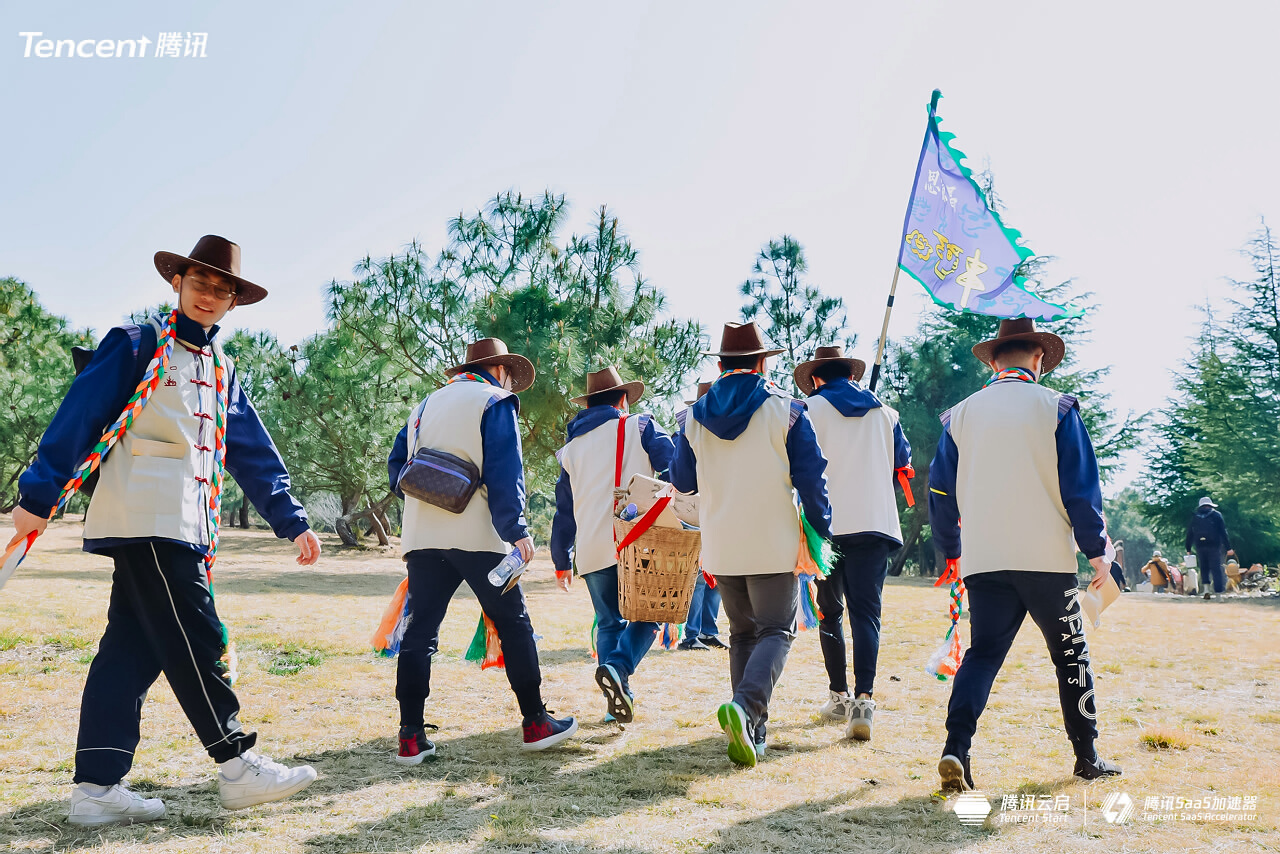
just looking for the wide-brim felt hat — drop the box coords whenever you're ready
[704,321,785,358]
[570,366,645,407]
[971,317,1065,374]
[155,235,269,306]
[684,380,713,405]
[446,338,536,392]
[793,345,867,395]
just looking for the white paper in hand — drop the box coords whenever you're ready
[0,532,38,591]
[1081,570,1121,629]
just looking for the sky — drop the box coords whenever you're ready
[3,1,1278,494]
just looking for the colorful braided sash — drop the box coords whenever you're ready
[983,366,1037,387]
[447,371,499,387]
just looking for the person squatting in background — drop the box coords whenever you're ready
[670,322,832,767]
[928,318,1122,793]
[11,236,321,826]
[387,338,577,763]
[794,346,912,743]
[550,367,676,723]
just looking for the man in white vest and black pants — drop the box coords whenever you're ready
[387,339,577,761]
[550,367,676,723]
[794,346,912,743]
[928,318,1121,792]
[11,236,322,825]
[670,322,832,768]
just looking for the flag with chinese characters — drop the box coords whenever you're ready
[897,91,1082,320]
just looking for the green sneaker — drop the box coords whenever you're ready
[717,701,757,768]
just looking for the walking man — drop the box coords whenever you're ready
[11,236,321,825]
[1185,497,1234,599]
[794,346,912,741]
[387,338,577,762]
[928,318,1121,792]
[676,382,728,652]
[550,367,676,723]
[670,322,832,767]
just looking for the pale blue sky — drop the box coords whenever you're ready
[3,2,1278,491]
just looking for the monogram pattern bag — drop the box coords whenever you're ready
[397,398,482,514]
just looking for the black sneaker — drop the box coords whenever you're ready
[522,710,579,751]
[700,635,729,650]
[938,753,974,793]
[393,725,438,765]
[1073,754,1122,780]
[677,637,710,651]
[753,722,767,759]
[595,664,635,723]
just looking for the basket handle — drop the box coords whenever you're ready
[616,494,673,553]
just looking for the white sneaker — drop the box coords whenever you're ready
[819,690,854,722]
[218,751,317,810]
[845,696,876,741]
[68,783,166,827]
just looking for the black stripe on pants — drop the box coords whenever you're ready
[396,549,544,726]
[75,542,255,785]
[943,570,1098,761]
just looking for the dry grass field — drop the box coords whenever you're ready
[2,517,1277,853]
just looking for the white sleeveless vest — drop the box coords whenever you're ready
[399,381,513,556]
[683,396,799,577]
[84,317,227,546]
[557,413,653,576]
[806,394,903,542]
[947,381,1077,577]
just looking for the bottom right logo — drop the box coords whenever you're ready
[1101,792,1135,825]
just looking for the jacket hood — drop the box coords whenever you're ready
[811,377,882,417]
[692,373,783,440]
[565,404,623,441]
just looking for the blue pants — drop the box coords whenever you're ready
[1196,546,1227,594]
[815,534,896,697]
[683,573,722,640]
[584,565,659,682]
[943,571,1098,761]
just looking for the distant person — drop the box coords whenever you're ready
[1185,497,1234,599]
[676,382,729,652]
[928,318,1121,792]
[1141,550,1172,593]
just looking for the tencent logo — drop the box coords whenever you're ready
[1101,792,1135,824]
[952,792,992,826]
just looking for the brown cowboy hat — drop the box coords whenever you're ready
[704,321,784,358]
[570,366,645,407]
[684,380,713,405]
[446,338,536,392]
[154,235,269,306]
[793,345,867,395]
[971,317,1065,374]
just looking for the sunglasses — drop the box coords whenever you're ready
[185,273,238,302]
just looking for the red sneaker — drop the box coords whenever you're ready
[393,725,437,765]
[521,711,578,751]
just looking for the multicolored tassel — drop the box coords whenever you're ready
[926,558,966,680]
[464,612,505,670]
[371,578,411,657]
[796,574,823,630]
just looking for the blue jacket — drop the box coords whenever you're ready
[18,313,310,554]
[669,373,832,539]
[812,378,913,484]
[928,386,1106,561]
[1185,506,1231,553]
[549,406,676,574]
[387,369,530,544]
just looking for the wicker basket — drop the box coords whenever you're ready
[614,518,702,623]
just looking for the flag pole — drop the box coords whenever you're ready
[868,88,942,393]
[867,265,900,392]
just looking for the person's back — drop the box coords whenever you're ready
[1185,497,1233,597]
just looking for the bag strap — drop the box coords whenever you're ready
[615,413,628,490]
[410,397,430,455]
[616,494,673,553]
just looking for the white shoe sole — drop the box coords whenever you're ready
[521,717,579,751]
[845,718,872,741]
[819,707,848,722]
[220,767,317,810]
[68,802,166,827]
[938,755,970,793]
[392,744,437,765]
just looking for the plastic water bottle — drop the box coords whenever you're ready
[619,503,639,521]
[488,548,526,588]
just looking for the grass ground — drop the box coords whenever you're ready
[1,517,1277,853]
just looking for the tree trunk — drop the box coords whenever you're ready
[238,498,250,529]
[335,492,397,547]
[889,507,926,577]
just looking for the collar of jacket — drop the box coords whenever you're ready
[565,404,624,441]
[692,372,785,440]
[174,312,219,350]
[811,377,882,417]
